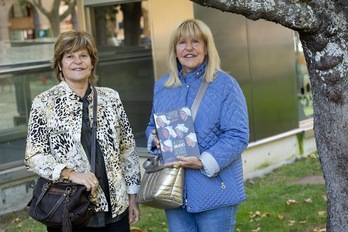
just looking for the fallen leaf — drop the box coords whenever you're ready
[277,215,285,220]
[288,220,296,227]
[130,227,142,232]
[304,198,313,203]
[313,227,326,232]
[318,211,327,217]
[11,217,22,224]
[249,211,261,218]
[251,227,261,232]
[261,212,271,218]
[286,199,298,205]
[322,195,327,201]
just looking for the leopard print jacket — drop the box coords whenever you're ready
[25,81,141,218]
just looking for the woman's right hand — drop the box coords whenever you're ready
[151,129,160,149]
[69,171,99,196]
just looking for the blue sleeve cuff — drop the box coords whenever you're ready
[199,152,220,177]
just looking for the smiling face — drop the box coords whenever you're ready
[185,137,195,147]
[61,48,92,85]
[162,128,170,139]
[175,128,184,138]
[156,116,165,128]
[175,36,206,74]
[180,110,188,121]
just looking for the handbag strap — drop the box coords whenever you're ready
[91,86,98,173]
[34,182,71,220]
[191,81,208,122]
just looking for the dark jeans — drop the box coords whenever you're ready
[46,213,130,232]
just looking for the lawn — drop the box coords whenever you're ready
[0,154,326,232]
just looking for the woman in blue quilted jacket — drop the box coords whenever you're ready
[146,19,250,232]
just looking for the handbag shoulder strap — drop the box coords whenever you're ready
[191,81,208,122]
[91,86,98,173]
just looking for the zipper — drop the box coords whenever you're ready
[185,83,190,106]
[217,175,227,190]
[183,182,188,208]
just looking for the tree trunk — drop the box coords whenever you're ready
[191,0,348,231]
[300,31,348,231]
[121,2,142,46]
[33,0,77,37]
[49,18,60,37]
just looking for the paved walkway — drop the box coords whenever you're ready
[292,175,325,185]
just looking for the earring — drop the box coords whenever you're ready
[58,65,62,71]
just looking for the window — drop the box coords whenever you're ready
[86,1,154,146]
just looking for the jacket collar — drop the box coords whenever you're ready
[59,81,93,102]
[178,60,207,81]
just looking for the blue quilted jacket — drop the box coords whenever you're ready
[146,62,249,212]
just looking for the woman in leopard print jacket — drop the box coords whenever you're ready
[25,30,141,232]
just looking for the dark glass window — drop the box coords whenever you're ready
[87,1,154,146]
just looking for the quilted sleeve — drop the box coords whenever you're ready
[198,74,249,173]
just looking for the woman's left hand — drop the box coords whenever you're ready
[166,156,203,169]
[128,194,140,225]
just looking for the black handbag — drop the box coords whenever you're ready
[27,86,98,231]
[28,177,92,230]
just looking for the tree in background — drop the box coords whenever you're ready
[191,0,347,231]
[33,0,77,37]
[121,2,142,46]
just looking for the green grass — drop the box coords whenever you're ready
[236,154,326,232]
[0,155,326,232]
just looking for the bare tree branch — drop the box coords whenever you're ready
[59,0,77,22]
[191,0,322,32]
[32,0,77,36]
[33,0,49,16]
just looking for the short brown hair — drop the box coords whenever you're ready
[51,30,99,84]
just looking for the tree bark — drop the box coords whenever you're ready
[191,0,348,231]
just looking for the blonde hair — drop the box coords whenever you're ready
[166,19,221,87]
[52,30,99,84]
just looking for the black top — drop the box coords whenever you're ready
[80,86,127,226]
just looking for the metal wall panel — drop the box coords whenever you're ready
[149,0,194,79]
[246,19,298,140]
[194,5,298,142]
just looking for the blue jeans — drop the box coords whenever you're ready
[165,205,238,232]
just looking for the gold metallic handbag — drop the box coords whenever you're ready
[137,157,184,209]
